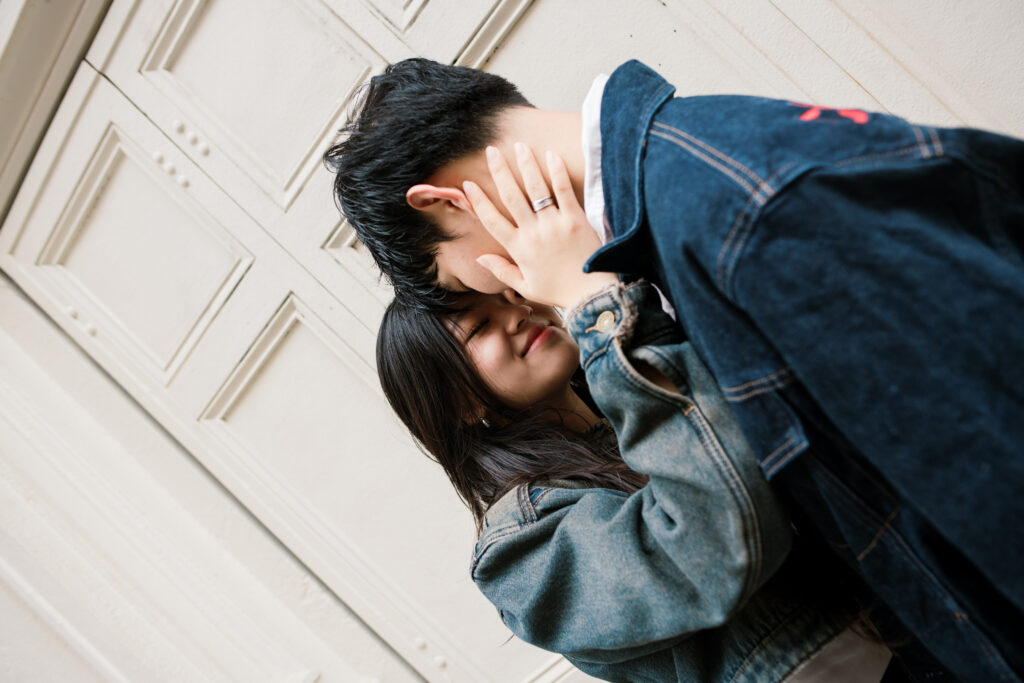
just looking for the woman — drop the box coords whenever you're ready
[376,149,894,681]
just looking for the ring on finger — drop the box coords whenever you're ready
[531,196,555,212]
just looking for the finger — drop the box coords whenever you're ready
[463,181,516,246]
[546,151,582,213]
[476,254,525,292]
[485,146,534,228]
[515,142,555,214]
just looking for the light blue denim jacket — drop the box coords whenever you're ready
[472,282,850,681]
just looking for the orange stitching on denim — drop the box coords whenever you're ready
[812,462,1016,674]
[716,165,791,294]
[724,367,793,394]
[532,488,554,506]
[928,127,945,157]
[762,435,796,467]
[723,367,795,402]
[653,121,769,191]
[764,439,805,478]
[716,187,764,290]
[911,125,926,149]
[856,507,899,561]
[833,144,931,167]
[651,129,760,198]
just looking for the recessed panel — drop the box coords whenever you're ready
[322,221,393,305]
[210,300,389,490]
[42,130,247,377]
[154,0,372,204]
[367,0,427,30]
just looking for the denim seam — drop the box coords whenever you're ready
[532,488,555,506]
[927,126,944,156]
[641,346,691,392]
[686,406,763,601]
[956,149,1024,199]
[911,124,927,152]
[580,345,610,374]
[609,340,692,404]
[717,165,793,297]
[833,143,937,168]
[603,339,762,586]
[652,121,770,191]
[723,367,795,401]
[727,600,819,683]
[716,191,764,294]
[761,435,798,475]
[650,129,762,200]
[518,484,538,524]
[812,462,1014,677]
[855,506,900,562]
[472,524,526,572]
[621,82,677,236]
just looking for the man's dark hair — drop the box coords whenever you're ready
[324,58,531,309]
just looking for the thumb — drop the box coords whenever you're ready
[476,254,525,291]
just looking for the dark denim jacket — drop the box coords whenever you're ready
[472,282,850,682]
[588,60,1024,681]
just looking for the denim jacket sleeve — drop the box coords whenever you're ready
[470,281,793,663]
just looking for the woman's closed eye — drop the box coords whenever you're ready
[465,318,488,342]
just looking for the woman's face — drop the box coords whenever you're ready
[446,293,580,411]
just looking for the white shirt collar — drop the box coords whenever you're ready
[581,74,610,244]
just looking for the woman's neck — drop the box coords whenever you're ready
[548,388,602,432]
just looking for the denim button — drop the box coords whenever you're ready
[595,310,616,332]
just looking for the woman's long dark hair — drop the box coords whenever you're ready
[377,296,647,529]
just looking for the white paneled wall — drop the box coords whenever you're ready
[0,274,421,682]
[488,0,1023,138]
[1,1,1021,681]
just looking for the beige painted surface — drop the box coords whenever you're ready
[1,1,1021,681]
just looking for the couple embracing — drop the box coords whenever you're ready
[325,58,1024,682]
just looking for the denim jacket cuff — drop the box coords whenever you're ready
[565,280,676,364]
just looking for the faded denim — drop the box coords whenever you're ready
[588,59,1024,681]
[473,282,852,682]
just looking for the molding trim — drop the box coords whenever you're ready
[455,0,534,68]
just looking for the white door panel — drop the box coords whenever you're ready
[91,0,398,332]
[0,63,562,682]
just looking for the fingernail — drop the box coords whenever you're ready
[463,180,477,196]
[514,141,527,159]
[485,146,499,162]
[546,150,555,165]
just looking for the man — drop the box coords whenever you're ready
[325,58,1024,680]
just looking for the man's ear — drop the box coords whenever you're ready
[406,184,474,216]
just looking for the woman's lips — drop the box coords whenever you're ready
[524,325,554,356]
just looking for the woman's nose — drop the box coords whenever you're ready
[502,302,533,332]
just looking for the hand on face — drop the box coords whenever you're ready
[462,144,618,309]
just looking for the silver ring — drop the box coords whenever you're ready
[531,196,554,212]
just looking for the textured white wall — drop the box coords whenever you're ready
[488,0,1023,138]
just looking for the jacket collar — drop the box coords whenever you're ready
[585,60,675,273]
